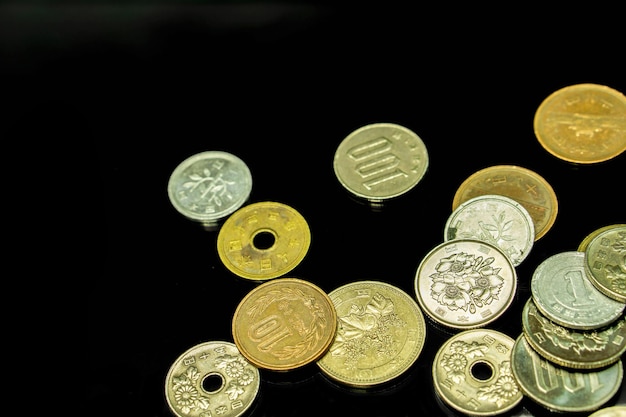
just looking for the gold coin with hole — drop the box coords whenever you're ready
[217,201,311,280]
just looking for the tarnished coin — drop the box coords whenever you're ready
[530,251,625,330]
[165,340,260,417]
[533,83,626,164]
[333,122,429,204]
[231,277,337,371]
[578,224,626,252]
[414,239,517,330]
[511,334,624,413]
[589,406,626,417]
[217,201,311,280]
[444,194,535,266]
[584,225,626,303]
[521,296,626,369]
[451,165,558,241]
[167,151,252,230]
[432,328,523,416]
[316,280,427,388]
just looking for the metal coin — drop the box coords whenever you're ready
[231,277,337,371]
[521,296,626,369]
[589,406,626,417]
[530,251,625,330]
[414,239,517,330]
[511,334,624,413]
[167,151,252,230]
[165,340,260,417]
[316,280,427,388]
[217,201,311,281]
[432,328,523,416]
[584,225,626,303]
[533,83,626,164]
[333,122,429,204]
[444,194,535,267]
[578,224,626,252]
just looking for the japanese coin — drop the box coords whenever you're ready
[217,201,311,281]
[316,280,427,388]
[444,194,535,267]
[231,277,337,371]
[589,406,626,417]
[451,165,558,241]
[578,224,626,252]
[533,83,626,164]
[167,151,252,230]
[511,334,624,413]
[521,297,626,369]
[414,239,517,330]
[333,122,429,204]
[584,225,626,303]
[530,251,625,330]
[165,340,260,417]
[432,328,523,416]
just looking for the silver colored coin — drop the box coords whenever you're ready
[444,194,535,266]
[333,122,429,204]
[531,251,625,330]
[168,151,252,230]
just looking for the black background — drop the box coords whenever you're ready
[3,3,624,417]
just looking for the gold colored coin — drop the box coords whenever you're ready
[578,224,626,252]
[316,280,427,388]
[432,328,523,416]
[589,406,626,417]
[165,340,260,417]
[584,225,626,303]
[452,165,558,241]
[217,201,311,280]
[533,83,626,164]
[231,277,337,371]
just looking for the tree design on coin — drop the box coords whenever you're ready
[183,168,236,207]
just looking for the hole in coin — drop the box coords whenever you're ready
[252,230,276,250]
[470,361,494,381]
[202,372,224,393]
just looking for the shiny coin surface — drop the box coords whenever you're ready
[530,251,625,330]
[414,239,517,330]
[231,277,337,371]
[444,194,535,267]
[168,151,252,230]
[578,224,626,252]
[451,165,558,241]
[333,122,429,204]
[165,340,260,417]
[584,225,626,303]
[533,83,626,164]
[511,334,623,413]
[589,406,626,417]
[316,280,427,388]
[521,297,626,369]
[432,328,523,416]
[217,201,311,280]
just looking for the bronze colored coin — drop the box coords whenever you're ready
[533,83,626,164]
[451,165,558,241]
[217,201,311,280]
[511,334,624,413]
[165,340,260,417]
[231,277,337,371]
[578,224,626,252]
[432,328,523,416]
[414,239,517,330]
[316,280,427,388]
[584,225,626,303]
[521,297,626,369]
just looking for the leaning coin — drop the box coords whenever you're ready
[165,340,260,417]
[589,406,626,417]
[533,83,626,164]
[584,225,626,303]
[521,296,626,369]
[432,328,523,416]
[316,280,427,388]
[451,165,558,241]
[578,224,626,252]
[530,251,625,330]
[333,122,429,205]
[167,150,252,231]
[217,201,311,281]
[414,239,517,330]
[444,194,535,267]
[511,334,624,413]
[231,277,337,371]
